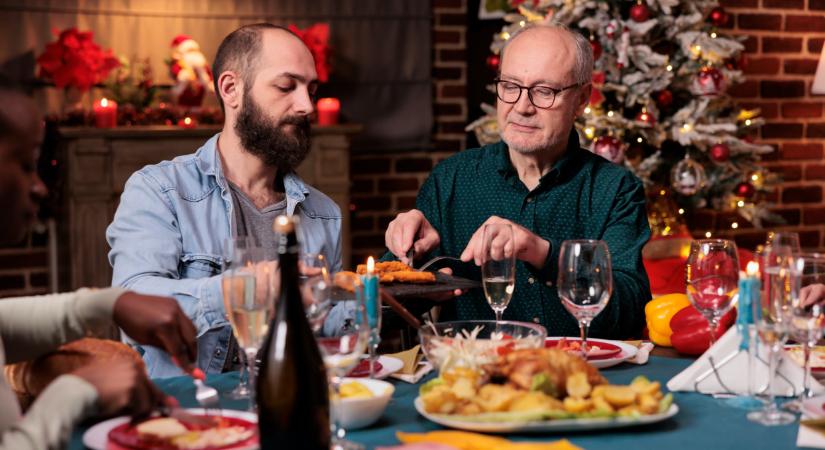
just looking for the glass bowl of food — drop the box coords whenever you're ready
[419,320,547,373]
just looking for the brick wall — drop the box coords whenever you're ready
[0,229,50,297]
[703,0,825,251]
[349,0,469,264]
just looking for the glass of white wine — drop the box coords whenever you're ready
[222,237,278,409]
[557,240,612,357]
[482,223,515,322]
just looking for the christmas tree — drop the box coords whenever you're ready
[468,0,780,233]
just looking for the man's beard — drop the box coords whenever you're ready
[234,90,311,171]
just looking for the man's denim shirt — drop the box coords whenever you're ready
[107,133,342,378]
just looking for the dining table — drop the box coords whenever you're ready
[69,350,812,450]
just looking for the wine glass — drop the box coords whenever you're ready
[786,253,825,410]
[222,237,278,409]
[482,223,516,322]
[747,251,798,426]
[313,289,370,450]
[299,253,333,333]
[767,231,801,254]
[685,239,740,344]
[557,240,612,357]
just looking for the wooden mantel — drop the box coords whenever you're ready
[56,124,361,291]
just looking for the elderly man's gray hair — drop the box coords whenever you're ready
[499,22,594,86]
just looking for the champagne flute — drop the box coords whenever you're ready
[222,237,278,410]
[482,223,516,322]
[767,231,801,254]
[314,290,370,450]
[557,240,612,357]
[747,252,798,425]
[686,239,740,344]
[785,253,825,411]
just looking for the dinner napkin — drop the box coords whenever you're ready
[394,431,583,450]
[798,421,825,449]
[623,340,654,365]
[667,327,825,396]
[386,345,434,383]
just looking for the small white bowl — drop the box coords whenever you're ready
[335,377,394,430]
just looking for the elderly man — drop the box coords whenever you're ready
[0,78,198,450]
[385,24,651,339]
[107,24,342,377]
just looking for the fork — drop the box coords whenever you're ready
[417,255,463,272]
[191,368,221,417]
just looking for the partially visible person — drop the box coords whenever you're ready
[0,77,198,450]
[107,24,343,377]
[383,24,651,339]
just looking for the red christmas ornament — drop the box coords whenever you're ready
[591,135,625,164]
[735,181,756,199]
[630,3,650,22]
[486,54,500,71]
[635,108,656,126]
[692,66,726,96]
[709,143,730,162]
[590,38,603,60]
[656,89,673,108]
[709,7,728,27]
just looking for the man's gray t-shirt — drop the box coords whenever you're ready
[229,182,287,243]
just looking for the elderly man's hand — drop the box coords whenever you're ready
[113,293,198,373]
[460,216,550,270]
[73,360,172,420]
[800,283,825,308]
[385,209,440,265]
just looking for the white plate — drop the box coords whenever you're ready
[414,397,678,433]
[364,355,405,379]
[82,408,257,450]
[545,337,638,369]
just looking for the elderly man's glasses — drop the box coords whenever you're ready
[494,79,580,109]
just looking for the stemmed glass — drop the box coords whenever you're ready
[686,239,740,345]
[482,223,516,322]
[299,253,333,333]
[222,237,278,408]
[313,289,370,450]
[557,240,613,357]
[767,231,801,254]
[786,253,825,411]
[747,249,799,425]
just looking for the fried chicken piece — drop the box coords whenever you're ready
[356,260,412,275]
[382,270,436,284]
[486,348,607,399]
[333,271,360,292]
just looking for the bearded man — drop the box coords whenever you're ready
[107,24,342,377]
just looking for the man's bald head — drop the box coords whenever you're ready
[500,23,594,87]
[212,23,308,111]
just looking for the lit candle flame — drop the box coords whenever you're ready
[101,98,108,107]
[367,256,375,274]
[746,261,759,277]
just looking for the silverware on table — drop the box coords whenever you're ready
[417,255,463,272]
[191,369,221,417]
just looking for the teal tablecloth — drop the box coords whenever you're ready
[71,356,808,449]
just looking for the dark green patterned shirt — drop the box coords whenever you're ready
[412,131,652,339]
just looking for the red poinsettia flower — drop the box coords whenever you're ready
[288,23,331,83]
[37,28,121,92]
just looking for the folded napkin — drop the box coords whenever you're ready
[394,431,582,450]
[386,345,433,383]
[623,340,654,365]
[667,327,825,396]
[798,421,825,449]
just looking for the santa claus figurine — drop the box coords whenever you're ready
[167,35,213,107]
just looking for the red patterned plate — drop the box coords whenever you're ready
[544,338,623,360]
[347,359,383,378]
[107,415,257,450]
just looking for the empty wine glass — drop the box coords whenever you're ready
[222,237,278,409]
[299,253,333,333]
[785,253,825,411]
[767,231,801,254]
[748,251,799,426]
[557,240,612,357]
[482,223,516,322]
[314,288,370,450]
[686,239,740,345]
